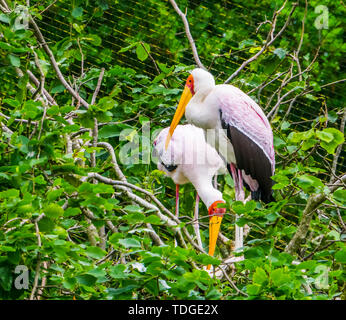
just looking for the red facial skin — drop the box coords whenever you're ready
[208,200,226,218]
[186,74,195,95]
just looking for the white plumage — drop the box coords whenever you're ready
[153,124,225,208]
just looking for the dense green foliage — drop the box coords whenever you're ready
[0,0,345,300]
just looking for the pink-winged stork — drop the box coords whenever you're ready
[153,124,226,263]
[165,68,275,207]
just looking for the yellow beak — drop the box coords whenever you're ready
[165,86,193,150]
[207,215,223,270]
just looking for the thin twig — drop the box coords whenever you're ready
[220,267,248,297]
[330,107,346,180]
[30,220,42,300]
[29,16,89,109]
[168,0,205,69]
[90,68,105,167]
[225,1,298,83]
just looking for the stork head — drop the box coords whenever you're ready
[190,68,215,93]
[165,68,215,149]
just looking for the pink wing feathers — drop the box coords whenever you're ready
[216,85,275,203]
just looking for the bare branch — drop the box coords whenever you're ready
[331,107,346,180]
[1,122,13,135]
[83,172,206,253]
[30,219,43,300]
[225,1,298,83]
[39,0,57,14]
[97,142,127,183]
[168,0,205,69]
[90,68,105,167]
[91,68,105,105]
[29,16,89,109]
[26,70,57,105]
[220,266,248,297]
[285,174,346,255]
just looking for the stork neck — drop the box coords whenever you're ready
[190,175,223,209]
[193,86,214,103]
[186,87,218,130]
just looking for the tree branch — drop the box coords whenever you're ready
[168,0,205,69]
[224,1,298,83]
[29,16,89,109]
[285,174,346,255]
[330,107,346,180]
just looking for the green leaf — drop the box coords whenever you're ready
[0,189,19,199]
[239,39,255,49]
[34,175,46,185]
[253,267,267,285]
[85,246,106,259]
[272,174,290,190]
[98,125,120,138]
[144,215,162,225]
[335,248,346,264]
[96,96,116,111]
[273,48,287,59]
[93,183,114,194]
[247,283,261,296]
[136,43,149,61]
[83,34,102,46]
[124,205,143,213]
[0,14,10,24]
[296,174,325,193]
[38,216,55,233]
[46,105,60,116]
[72,7,83,18]
[145,279,159,296]
[118,238,141,248]
[318,128,344,154]
[124,212,146,224]
[3,98,20,108]
[316,130,334,143]
[51,84,65,94]
[64,207,81,217]
[8,54,20,67]
[301,138,318,151]
[232,200,256,214]
[118,42,137,53]
[288,129,314,143]
[44,203,64,218]
[332,189,346,204]
[0,266,12,292]
[195,254,220,266]
[271,268,290,286]
[75,274,97,286]
[62,277,76,290]
[106,285,139,298]
[108,265,127,279]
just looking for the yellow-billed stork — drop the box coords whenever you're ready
[165,68,275,205]
[153,124,226,263]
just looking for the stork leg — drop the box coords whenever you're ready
[229,164,244,250]
[193,193,203,249]
[174,184,179,247]
[175,184,179,218]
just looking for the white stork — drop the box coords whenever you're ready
[153,124,226,262]
[165,68,275,205]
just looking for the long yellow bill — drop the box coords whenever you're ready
[165,86,192,150]
[207,215,223,270]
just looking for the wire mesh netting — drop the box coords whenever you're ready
[1,0,345,171]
